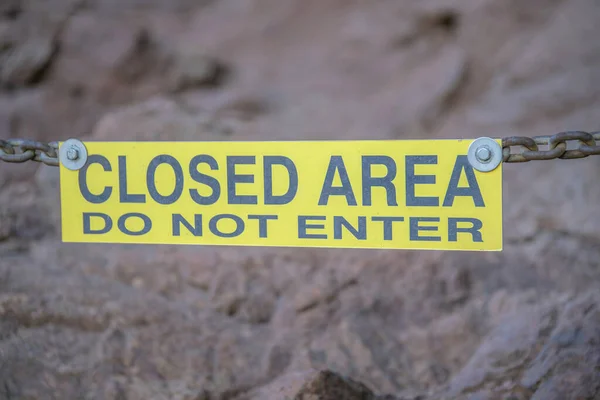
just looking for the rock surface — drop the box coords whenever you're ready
[1,0,600,399]
[237,369,382,400]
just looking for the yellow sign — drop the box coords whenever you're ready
[58,140,503,251]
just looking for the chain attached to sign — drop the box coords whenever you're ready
[0,130,598,251]
[2,131,598,168]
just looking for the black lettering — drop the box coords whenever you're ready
[371,216,405,240]
[83,212,112,234]
[448,217,483,242]
[209,214,244,238]
[409,217,441,241]
[78,155,112,204]
[333,216,366,240]
[298,215,327,239]
[227,156,257,205]
[248,214,278,238]
[189,155,221,205]
[362,156,398,206]
[443,156,485,207]
[119,156,145,203]
[147,155,184,205]
[318,156,357,206]
[118,213,152,236]
[264,156,298,205]
[172,214,203,237]
[405,156,438,207]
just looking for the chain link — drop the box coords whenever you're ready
[502,130,600,163]
[0,131,599,168]
[0,139,59,166]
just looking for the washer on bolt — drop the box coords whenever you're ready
[467,137,502,172]
[59,138,88,171]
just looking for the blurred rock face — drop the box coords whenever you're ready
[1,0,600,399]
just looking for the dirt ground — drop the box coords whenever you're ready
[1,0,600,399]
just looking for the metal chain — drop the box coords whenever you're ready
[0,139,59,166]
[502,130,600,163]
[0,130,599,167]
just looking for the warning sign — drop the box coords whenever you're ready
[58,140,503,251]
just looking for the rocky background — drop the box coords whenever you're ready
[1,0,599,399]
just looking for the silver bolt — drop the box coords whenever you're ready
[475,146,492,163]
[59,138,87,170]
[66,146,79,161]
[468,137,501,172]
